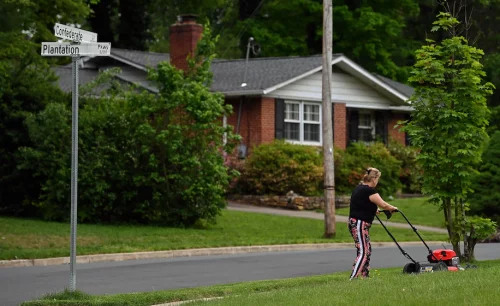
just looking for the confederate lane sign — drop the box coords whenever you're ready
[54,23,97,43]
[41,42,111,56]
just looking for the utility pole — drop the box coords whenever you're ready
[322,0,336,238]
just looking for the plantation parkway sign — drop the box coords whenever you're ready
[41,42,111,56]
[41,24,111,293]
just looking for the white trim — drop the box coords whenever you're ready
[262,55,410,104]
[283,100,322,146]
[262,56,344,95]
[357,110,375,142]
[388,105,414,111]
[109,54,148,71]
[337,57,409,102]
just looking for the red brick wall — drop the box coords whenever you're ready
[228,98,349,150]
[169,20,203,71]
[226,97,275,151]
[260,97,275,144]
[388,112,406,146]
[334,103,347,149]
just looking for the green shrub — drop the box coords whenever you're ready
[237,140,323,195]
[468,131,500,223]
[387,139,423,194]
[335,142,402,197]
[238,141,403,198]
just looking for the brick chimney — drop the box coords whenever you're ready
[169,14,203,71]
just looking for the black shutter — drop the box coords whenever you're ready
[275,99,285,140]
[348,108,358,144]
[375,111,389,144]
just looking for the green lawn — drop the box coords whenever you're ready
[336,196,446,228]
[22,260,500,306]
[0,209,448,260]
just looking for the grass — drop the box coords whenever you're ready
[336,197,446,228]
[21,260,500,306]
[0,209,448,260]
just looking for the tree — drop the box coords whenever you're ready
[225,0,420,81]
[468,131,500,223]
[147,0,232,53]
[403,11,494,258]
[89,0,152,50]
[0,0,95,215]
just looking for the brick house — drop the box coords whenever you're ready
[54,15,413,156]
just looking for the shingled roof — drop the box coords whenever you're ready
[210,55,335,94]
[54,66,99,92]
[55,48,414,102]
[373,74,414,98]
[111,48,170,69]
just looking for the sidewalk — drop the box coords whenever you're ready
[0,202,448,269]
[227,201,448,234]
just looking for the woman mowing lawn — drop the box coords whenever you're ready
[348,167,398,280]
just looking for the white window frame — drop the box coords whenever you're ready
[357,110,375,143]
[284,100,322,146]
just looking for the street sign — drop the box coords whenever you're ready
[54,23,97,43]
[43,23,111,293]
[41,42,111,56]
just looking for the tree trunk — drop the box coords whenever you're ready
[443,197,461,256]
[460,198,470,261]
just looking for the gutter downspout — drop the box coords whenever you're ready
[236,96,247,159]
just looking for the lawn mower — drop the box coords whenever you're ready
[376,209,462,274]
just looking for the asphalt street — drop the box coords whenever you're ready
[2,243,500,306]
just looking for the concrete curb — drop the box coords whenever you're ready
[0,241,446,269]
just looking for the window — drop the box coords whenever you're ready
[284,101,321,144]
[357,111,375,143]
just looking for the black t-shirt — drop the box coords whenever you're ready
[349,184,378,224]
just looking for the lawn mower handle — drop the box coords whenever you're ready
[378,209,399,220]
[378,209,438,261]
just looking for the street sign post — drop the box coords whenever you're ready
[41,24,110,292]
[54,23,97,43]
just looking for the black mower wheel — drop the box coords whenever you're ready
[432,261,448,272]
[403,263,420,274]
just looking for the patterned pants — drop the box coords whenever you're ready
[348,218,372,280]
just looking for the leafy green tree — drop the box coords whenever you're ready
[89,0,152,50]
[147,0,233,53]
[223,0,420,81]
[332,0,420,81]
[403,12,494,258]
[145,24,239,226]
[0,0,94,215]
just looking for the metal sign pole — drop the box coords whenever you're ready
[69,55,80,292]
[41,23,107,293]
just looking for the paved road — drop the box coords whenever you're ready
[227,202,449,233]
[3,243,500,306]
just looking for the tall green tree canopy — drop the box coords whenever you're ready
[403,12,494,259]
